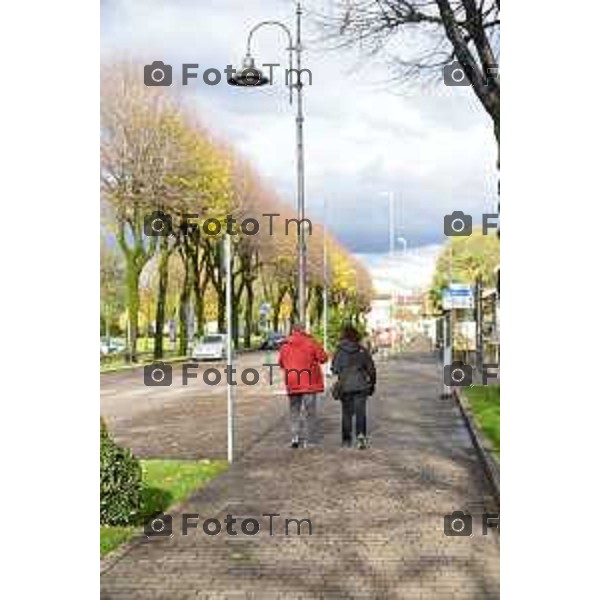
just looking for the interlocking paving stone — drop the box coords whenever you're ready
[101,353,499,599]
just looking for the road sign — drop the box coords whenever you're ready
[442,283,474,310]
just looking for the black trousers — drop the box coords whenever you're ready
[341,394,367,442]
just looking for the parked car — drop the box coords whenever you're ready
[260,331,286,350]
[100,338,126,355]
[192,334,227,361]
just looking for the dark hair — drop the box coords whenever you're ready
[340,325,360,343]
[291,321,306,332]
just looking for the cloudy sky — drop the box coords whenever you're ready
[101,0,497,287]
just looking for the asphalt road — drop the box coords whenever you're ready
[101,351,291,460]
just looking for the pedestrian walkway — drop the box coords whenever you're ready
[101,353,499,599]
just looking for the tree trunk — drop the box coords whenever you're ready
[117,214,157,364]
[232,308,240,350]
[178,267,191,356]
[273,287,287,332]
[190,253,202,337]
[217,287,225,332]
[125,267,141,363]
[232,280,244,350]
[244,279,253,348]
[290,287,298,323]
[195,289,205,337]
[154,246,170,359]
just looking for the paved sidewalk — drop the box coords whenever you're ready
[101,353,499,599]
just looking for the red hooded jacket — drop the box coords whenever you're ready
[278,330,328,395]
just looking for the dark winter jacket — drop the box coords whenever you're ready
[331,340,377,396]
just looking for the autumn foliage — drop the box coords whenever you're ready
[100,66,372,359]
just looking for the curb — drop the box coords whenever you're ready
[452,388,500,507]
[100,348,261,375]
[100,356,190,375]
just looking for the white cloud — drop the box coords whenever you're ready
[101,0,498,252]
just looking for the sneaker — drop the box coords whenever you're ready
[290,437,300,449]
[356,434,368,450]
[341,439,352,448]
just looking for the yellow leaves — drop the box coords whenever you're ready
[101,63,374,315]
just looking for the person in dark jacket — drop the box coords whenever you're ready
[278,322,328,448]
[331,325,376,449]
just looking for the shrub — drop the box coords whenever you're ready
[100,418,142,526]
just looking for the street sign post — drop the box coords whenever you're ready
[442,283,474,310]
[442,283,473,396]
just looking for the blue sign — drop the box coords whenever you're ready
[442,284,474,309]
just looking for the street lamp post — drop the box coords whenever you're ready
[228,1,307,325]
[396,236,407,254]
[322,198,328,353]
[380,191,395,257]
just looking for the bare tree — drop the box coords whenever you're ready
[317,0,500,143]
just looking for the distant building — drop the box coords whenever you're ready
[367,294,393,331]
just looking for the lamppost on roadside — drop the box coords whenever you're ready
[380,191,395,257]
[228,1,308,325]
[396,236,407,255]
[322,198,329,353]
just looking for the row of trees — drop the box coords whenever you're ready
[100,67,373,361]
[429,228,500,311]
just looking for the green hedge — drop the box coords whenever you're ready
[100,419,143,526]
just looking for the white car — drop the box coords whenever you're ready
[100,338,126,355]
[192,334,227,361]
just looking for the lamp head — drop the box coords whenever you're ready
[227,55,269,87]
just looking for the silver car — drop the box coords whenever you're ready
[100,338,126,355]
[192,334,227,361]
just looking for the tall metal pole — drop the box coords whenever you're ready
[225,235,234,463]
[323,198,328,353]
[475,275,483,380]
[448,243,453,362]
[443,243,453,396]
[295,0,307,325]
[388,191,395,257]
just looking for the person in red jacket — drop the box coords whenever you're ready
[278,322,328,448]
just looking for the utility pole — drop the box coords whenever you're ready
[443,243,453,396]
[295,0,307,326]
[388,191,395,257]
[475,275,484,382]
[322,198,328,353]
[231,1,307,324]
[224,235,234,464]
